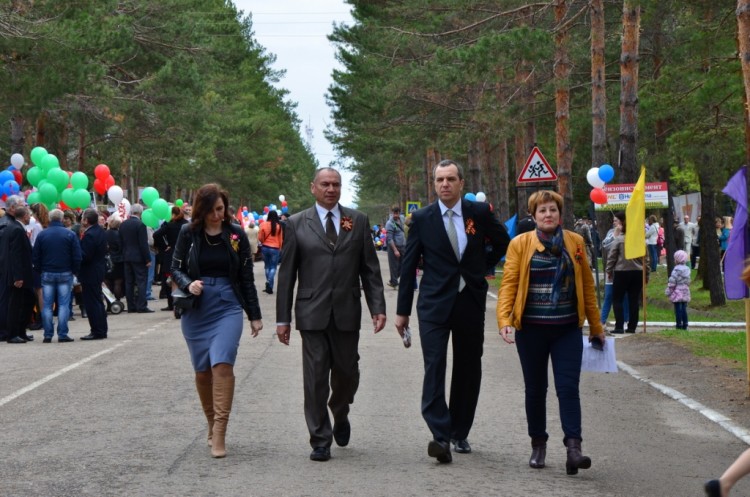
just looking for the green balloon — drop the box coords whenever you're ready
[30,146,48,167]
[27,191,41,205]
[26,166,44,187]
[71,171,89,190]
[40,154,60,172]
[39,183,58,204]
[73,188,90,209]
[175,199,184,207]
[61,187,75,207]
[47,168,69,192]
[151,198,170,220]
[141,208,159,228]
[140,186,159,207]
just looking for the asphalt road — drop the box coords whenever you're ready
[0,251,747,497]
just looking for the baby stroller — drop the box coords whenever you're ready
[103,282,124,314]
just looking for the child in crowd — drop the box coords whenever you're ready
[665,249,691,330]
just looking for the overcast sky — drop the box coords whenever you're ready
[233,0,357,207]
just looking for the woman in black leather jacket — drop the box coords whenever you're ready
[171,183,262,458]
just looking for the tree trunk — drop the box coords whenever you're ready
[78,127,86,172]
[619,1,641,183]
[698,180,726,305]
[495,138,510,222]
[554,0,573,230]
[738,0,750,163]
[10,116,25,156]
[467,140,481,193]
[591,0,611,239]
[35,111,48,149]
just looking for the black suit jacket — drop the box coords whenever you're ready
[396,200,509,324]
[2,215,33,289]
[119,216,150,264]
[80,224,108,282]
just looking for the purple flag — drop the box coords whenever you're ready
[722,166,749,299]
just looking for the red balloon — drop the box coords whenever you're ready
[590,188,608,204]
[263,206,270,213]
[94,178,107,195]
[281,201,288,207]
[12,169,22,184]
[59,200,70,210]
[94,164,110,181]
[104,175,115,189]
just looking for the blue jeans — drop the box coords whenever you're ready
[42,271,74,339]
[674,302,688,329]
[261,246,280,289]
[146,252,156,299]
[600,284,629,325]
[515,326,583,441]
[647,244,659,271]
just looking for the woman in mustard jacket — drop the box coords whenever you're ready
[497,190,604,475]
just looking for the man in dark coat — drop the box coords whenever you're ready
[79,208,109,339]
[395,160,510,463]
[1,197,35,343]
[119,204,153,313]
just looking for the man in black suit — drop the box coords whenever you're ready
[395,160,509,463]
[119,204,153,313]
[1,197,35,343]
[79,208,109,340]
[276,167,386,462]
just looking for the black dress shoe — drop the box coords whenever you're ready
[333,419,351,447]
[7,336,26,344]
[137,309,155,313]
[704,479,721,497]
[451,439,472,454]
[80,334,107,340]
[160,306,173,311]
[428,440,452,463]
[309,447,331,462]
[42,338,52,343]
[24,334,34,341]
[58,336,75,343]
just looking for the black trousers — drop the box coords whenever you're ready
[7,286,34,339]
[418,290,484,443]
[123,262,148,312]
[300,319,360,449]
[612,270,643,332]
[81,275,108,337]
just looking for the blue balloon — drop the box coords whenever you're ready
[281,206,289,213]
[5,180,19,194]
[0,170,13,185]
[464,192,477,202]
[598,164,615,183]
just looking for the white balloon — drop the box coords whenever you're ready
[10,153,24,169]
[108,185,124,205]
[586,168,605,188]
[279,194,285,202]
[475,192,487,202]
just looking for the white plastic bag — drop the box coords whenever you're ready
[581,336,618,373]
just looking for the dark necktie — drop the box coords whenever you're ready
[326,211,338,245]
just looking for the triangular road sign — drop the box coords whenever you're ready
[517,146,558,183]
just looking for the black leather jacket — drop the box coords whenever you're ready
[171,223,261,321]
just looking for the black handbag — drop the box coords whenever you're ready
[172,288,196,309]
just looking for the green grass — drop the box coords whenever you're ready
[657,329,747,366]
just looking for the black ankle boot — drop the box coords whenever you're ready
[564,438,591,475]
[529,436,547,468]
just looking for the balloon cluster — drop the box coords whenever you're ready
[586,164,615,205]
[25,147,96,209]
[238,194,289,227]
[373,224,386,247]
[0,153,24,200]
[464,192,488,202]
[140,186,173,228]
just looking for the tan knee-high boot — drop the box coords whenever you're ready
[195,375,214,447]
[211,375,235,458]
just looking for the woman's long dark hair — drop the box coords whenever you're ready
[190,183,231,231]
[615,211,627,234]
[266,210,280,236]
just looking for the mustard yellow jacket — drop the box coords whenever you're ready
[496,230,603,336]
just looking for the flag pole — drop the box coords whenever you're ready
[642,261,647,333]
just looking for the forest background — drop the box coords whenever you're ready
[3,0,750,305]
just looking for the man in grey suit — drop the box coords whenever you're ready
[276,167,386,462]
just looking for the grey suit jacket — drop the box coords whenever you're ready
[276,204,386,331]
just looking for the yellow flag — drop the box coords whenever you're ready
[625,167,646,259]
